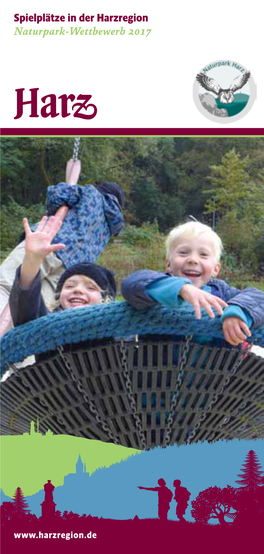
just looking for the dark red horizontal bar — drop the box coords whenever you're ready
[1,128,264,136]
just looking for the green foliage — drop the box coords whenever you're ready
[119,222,160,245]
[254,219,264,273]
[98,230,165,292]
[204,149,259,217]
[216,213,262,274]
[157,193,184,231]
[1,197,45,259]
[1,137,264,277]
[130,175,184,231]
[220,250,239,273]
[130,176,162,225]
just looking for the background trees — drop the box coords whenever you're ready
[204,150,264,273]
[1,136,264,279]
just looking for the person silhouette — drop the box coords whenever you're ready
[138,478,173,521]
[173,479,191,522]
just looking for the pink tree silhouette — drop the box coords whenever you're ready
[0,502,16,524]
[12,487,30,518]
[191,486,235,525]
[235,450,264,492]
[233,450,264,524]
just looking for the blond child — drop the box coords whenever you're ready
[121,221,264,346]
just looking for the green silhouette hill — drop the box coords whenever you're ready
[0,432,139,497]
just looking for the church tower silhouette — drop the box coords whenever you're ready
[63,454,89,487]
[76,454,84,475]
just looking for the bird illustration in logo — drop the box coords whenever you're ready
[196,71,250,104]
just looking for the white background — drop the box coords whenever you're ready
[0,0,263,129]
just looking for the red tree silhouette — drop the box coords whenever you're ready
[232,450,264,525]
[0,502,16,524]
[191,486,235,525]
[12,487,30,518]
[55,510,62,521]
[235,450,264,492]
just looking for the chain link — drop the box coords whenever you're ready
[7,365,20,428]
[163,335,193,447]
[57,345,120,445]
[8,363,22,379]
[186,343,252,444]
[73,137,80,161]
[6,364,55,429]
[120,340,147,450]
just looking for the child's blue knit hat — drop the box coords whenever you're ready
[56,262,117,299]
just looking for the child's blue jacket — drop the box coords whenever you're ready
[46,183,124,268]
[23,183,124,268]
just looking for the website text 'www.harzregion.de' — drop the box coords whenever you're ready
[14,531,97,540]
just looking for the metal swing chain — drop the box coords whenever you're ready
[163,335,193,447]
[6,363,55,431]
[119,336,193,450]
[72,137,80,161]
[57,345,120,445]
[186,342,252,444]
[120,340,147,450]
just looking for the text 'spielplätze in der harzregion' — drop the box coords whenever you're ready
[14,13,149,25]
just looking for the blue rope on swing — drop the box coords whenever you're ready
[1,301,264,375]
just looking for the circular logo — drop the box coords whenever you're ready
[193,60,256,123]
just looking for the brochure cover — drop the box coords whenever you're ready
[1,2,264,553]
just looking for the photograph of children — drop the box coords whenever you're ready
[1,136,264,551]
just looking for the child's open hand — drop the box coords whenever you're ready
[222,316,251,346]
[179,284,228,320]
[24,216,66,262]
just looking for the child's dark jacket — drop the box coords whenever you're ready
[10,269,50,327]
[121,270,264,328]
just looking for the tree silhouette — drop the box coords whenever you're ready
[12,487,30,518]
[231,450,264,524]
[230,486,264,526]
[0,502,16,524]
[191,486,235,525]
[235,450,264,492]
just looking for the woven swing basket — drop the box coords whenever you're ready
[1,302,264,449]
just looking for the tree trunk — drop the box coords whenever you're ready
[218,512,227,525]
